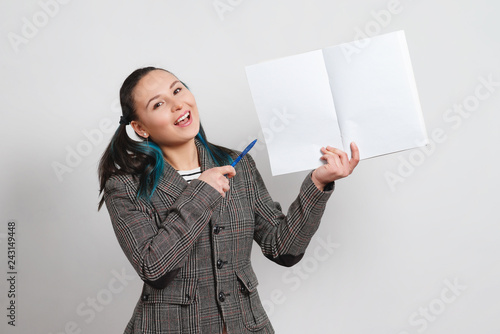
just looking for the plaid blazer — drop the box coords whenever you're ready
[103,140,334,334]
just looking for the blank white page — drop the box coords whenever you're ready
[322,31,428,159]
[245,50,343,175]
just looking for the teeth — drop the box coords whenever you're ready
[175,112,189,124]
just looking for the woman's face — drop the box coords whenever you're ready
[131,70,200,148]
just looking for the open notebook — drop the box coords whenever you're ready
[245,30,428,176]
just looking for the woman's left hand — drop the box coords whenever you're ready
[311,142,360,190]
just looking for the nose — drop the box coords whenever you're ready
[171,98,183,112]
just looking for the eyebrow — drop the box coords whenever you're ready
[146,94,160,109]
[170,80,180,89]
[145,80,181,108]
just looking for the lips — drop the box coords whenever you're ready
[174,111,190,125]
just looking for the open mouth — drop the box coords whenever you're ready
[174,111,191,125]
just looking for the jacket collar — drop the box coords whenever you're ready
[155,139,215,198]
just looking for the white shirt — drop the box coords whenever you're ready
[177,167,201,182]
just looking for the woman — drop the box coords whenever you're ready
[98,67,359,334]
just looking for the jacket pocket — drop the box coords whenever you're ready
[236,266,271,331]
[139,278,200,334]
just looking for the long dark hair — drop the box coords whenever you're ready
[98,67,232,210]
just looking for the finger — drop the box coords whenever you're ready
[349,142,360,171]
[325,146,349,167]
[320,147,340,161]
[321,151,342,168]
[219,165,236,178]
[324,146,345,156]
[222,178,232,196]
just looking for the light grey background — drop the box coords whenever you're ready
[1,0,499,333]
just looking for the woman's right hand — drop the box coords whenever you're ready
[198,166,236,197]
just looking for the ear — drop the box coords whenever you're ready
[130,120,148,139]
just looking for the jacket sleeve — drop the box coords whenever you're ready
[248,155,334,267]
[104,175,222,289]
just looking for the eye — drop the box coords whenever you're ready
[173,87,182,95]
[153,102,163,110]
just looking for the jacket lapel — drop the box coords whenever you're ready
[155,139,216,199]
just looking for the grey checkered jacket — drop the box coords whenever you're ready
[103,140,334,333]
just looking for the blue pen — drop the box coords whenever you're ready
[231,139,257,167]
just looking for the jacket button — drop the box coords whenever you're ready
[141,293,149,302]
[240,286,248,294]
[217,259,224,269]
[214,226,221,234]
[218,292,226,302]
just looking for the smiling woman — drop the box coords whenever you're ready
[130,70,201,156]
[97,66,359,334]
[98,67,234,204]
